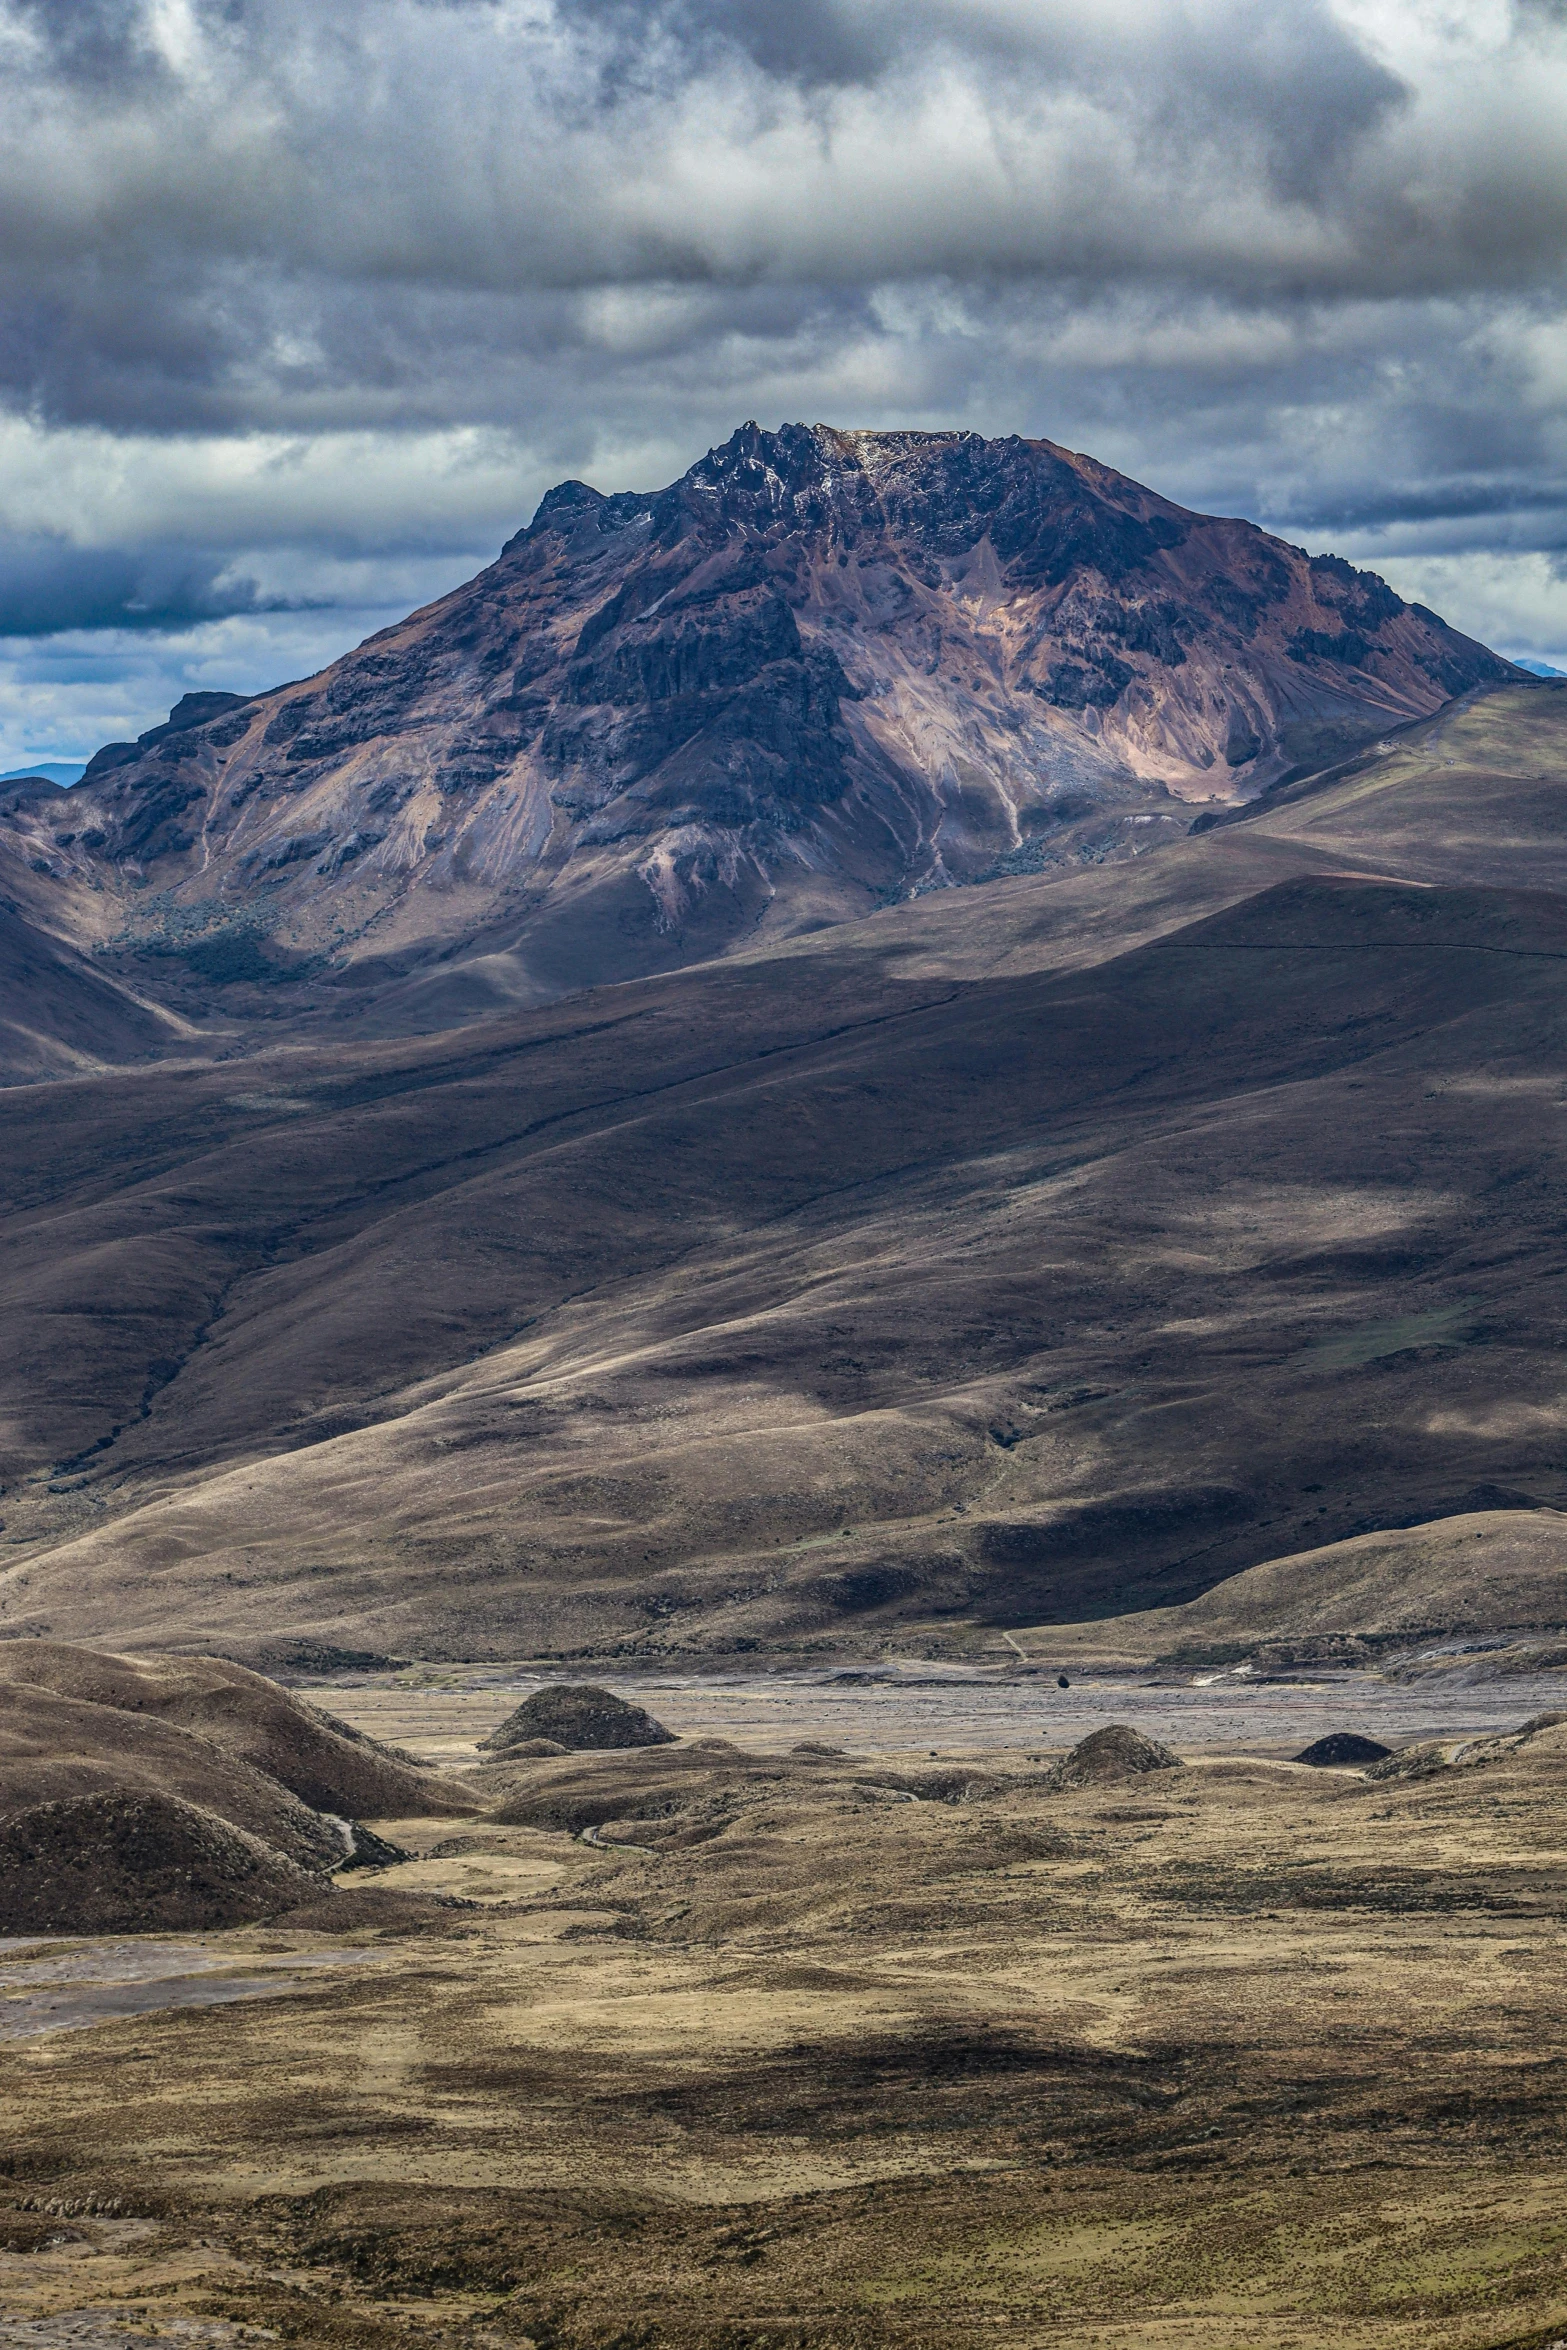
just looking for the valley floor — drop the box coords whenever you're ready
[318,1660,1567,1769]
[5,1676,1567,2349]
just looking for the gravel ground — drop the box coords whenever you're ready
[0,1942,372,2044]
[312,1661,1567,1766]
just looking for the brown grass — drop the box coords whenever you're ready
[7,1699,1567,2345]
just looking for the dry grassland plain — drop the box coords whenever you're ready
[5,1678,1567,2350]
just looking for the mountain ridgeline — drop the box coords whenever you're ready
[7,423,1511,1029]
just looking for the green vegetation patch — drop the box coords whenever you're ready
[1304,1299,1482,1369]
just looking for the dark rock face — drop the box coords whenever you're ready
[547,567,854,833]
[1295,1732,1392,1767]
[1044,1723,1184,1790]
[482,1684,675,1752]
[27,422,1515,1015]
[80,691,252,785]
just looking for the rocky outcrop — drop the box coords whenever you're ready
[19,423,1514,1017]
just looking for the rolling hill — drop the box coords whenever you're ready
[4,681,1567,1664]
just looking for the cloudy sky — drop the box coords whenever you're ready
[2,0,1566,769]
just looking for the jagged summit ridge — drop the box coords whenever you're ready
[10,421,1512,1020]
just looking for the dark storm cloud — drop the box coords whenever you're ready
[564,0,1408,203]
[2,0,1567,740]
[558,0,900,91]
[0,538,295,634]
[13,0,173,87]
[0,0,1554,435]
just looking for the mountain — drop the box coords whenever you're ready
[5,677,1567,1666]
[1,423,1511,1044]
[0,764,84,789]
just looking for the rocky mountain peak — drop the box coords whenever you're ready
[7,422,1515,1024]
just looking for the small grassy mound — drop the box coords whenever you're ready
[1044,1723,1183,1790]
[1296,1732,1391,1767]
[0,1787,324,1933]
[482,1685,674,1753]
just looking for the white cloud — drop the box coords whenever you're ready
[0,416,556,551]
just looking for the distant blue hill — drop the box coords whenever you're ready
[1514,658,1566,679]
[0,762,85,788]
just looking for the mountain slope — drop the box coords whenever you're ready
[1032,1507,1567,1671]
[5,683,1567,1663]
[9,423,1510,1032]
[0,773,205,1083]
